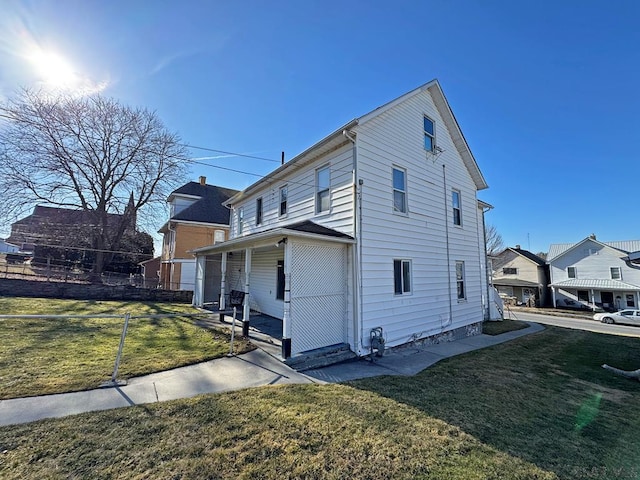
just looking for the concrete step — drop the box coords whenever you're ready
[285,343,357,371]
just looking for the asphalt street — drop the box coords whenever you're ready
[506,310,640,338]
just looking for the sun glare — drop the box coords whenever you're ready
[27,49,78,88]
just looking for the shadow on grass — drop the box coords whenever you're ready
[347,327,640,480]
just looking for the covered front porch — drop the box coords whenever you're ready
[550,279,640,312]
[192,221,356,360]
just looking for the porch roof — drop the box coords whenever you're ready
[551,279,640,291]
[493,278,540,288]
[191,220,355,255]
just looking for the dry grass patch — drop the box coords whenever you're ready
[0,384,555,480]
[0,297,252,399]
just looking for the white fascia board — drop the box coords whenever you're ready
[171,220,229,229]
[167,192,202,203]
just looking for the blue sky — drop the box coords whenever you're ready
[1,0,638,255]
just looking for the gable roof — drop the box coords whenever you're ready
[509,248,546,266]
[547,237,640,262]
[166,182,239,225]
[227,79,487,205]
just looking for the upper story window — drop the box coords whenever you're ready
[316,165,330,214]
[237,207,244,234]
[503,267,518,275]
[424,116,435,152]
[279,186,287,216]
[256,197,263,225]
[392,167,407,213]
[452,189,462,226]
[214,230,225,244]
[456,261,466,300]
[611,267,622,280]
[567,266,577,278]
[394,259,412,295]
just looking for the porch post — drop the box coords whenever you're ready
[243,248,252,333]
[220,252,227,310]
[282,239,292,358]
[193,255,205,307]
[590,289,595,311]
[637,291,640,309]
[551,286,556,308]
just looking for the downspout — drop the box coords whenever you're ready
[343,129,362,355]
[443,164,453,328]
[481,203,493,320]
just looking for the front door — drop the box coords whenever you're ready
[601,291,614,311]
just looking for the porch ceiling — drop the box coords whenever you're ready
[551,279,640,291]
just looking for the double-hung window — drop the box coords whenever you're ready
[456,261,466,300]
[424,116,435,151]
[256,197,263,225]
[316,165,330,213]
[567,266,577,278]
[237,207,244,234]
[394,259,412,295]
[452,189,462,226]
[393,167,407,213]
[610,267,622,280]
[279,186,287,216]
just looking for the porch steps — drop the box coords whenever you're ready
[284,343,357,371]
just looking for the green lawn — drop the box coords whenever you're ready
[482,318,530,335]
[2,326,639,479]
[0,297,252,399]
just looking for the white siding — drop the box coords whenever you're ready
[248,249,284,319]
[550,240,640,286]
[230,144,355,238]
[355,88,483,348]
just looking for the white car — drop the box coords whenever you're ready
[593,309,640,326]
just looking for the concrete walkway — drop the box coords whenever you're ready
[0,322,544,427]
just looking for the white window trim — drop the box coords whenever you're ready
[315,164,331,215]
[610,266,622,280]
[456,260,466,301]
[279,185,288,217]
[567,266,577,279]
[452,188,462,227]
[393,259,412,296]
[392,166,408,215]
[256,197,263,226]
[237,207,244,235]
[423,115,436,152]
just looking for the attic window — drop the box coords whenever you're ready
[503,267,518,275]
[611,267,622,280]
[424,116,435,151]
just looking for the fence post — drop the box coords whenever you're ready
[100,312,131,387]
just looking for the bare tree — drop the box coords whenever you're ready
[0,88,187,275]
[485,223,504,256]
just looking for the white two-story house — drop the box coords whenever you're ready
[193,79,490,360]
[548,235,640,311]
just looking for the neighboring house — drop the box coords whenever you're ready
[491,246,549,307]
[138,256,161,288]
[6,203,148,272]
[158,177,238,296]
[548,234,640,311]
[0,238,19,254]
[192,79,490,360]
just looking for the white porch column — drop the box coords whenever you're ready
[243,248,252,322]
[590,289,595,311]
[551,286,557,308]
[636,291,640,309]
[220,252,227,310]
[282,239,292,358]
[193,255,205,307]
